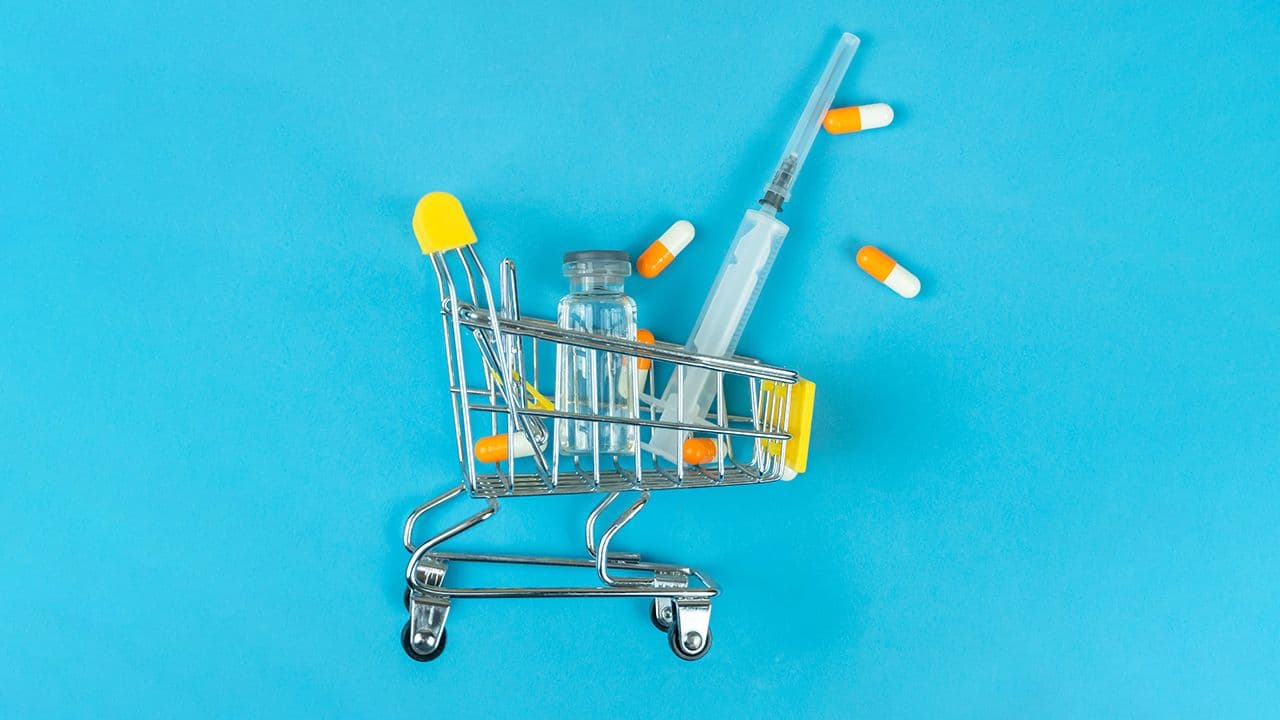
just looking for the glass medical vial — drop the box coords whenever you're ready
[556,250,638,455]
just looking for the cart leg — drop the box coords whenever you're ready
[403,558,450,662]
[584,491,644,564]
[668,599,713,661]
[649,569,689,631]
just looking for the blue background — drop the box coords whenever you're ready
[2,2,1278,717]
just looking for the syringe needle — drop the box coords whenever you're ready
[761,153,799,213]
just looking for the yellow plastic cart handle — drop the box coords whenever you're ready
[412,192,477,255]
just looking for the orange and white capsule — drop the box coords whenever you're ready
[857,245,920,298]
[475,432,536,463]
[635,328,655,392]
[637,220,694,278]
[621,329,656,402]
[823,103,894,134]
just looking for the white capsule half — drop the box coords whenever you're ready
[884,264,921,298]
[858,103,894,130]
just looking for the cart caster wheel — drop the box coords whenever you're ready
[668,626,712,661]
[401,622,447,662]
[650,599,673,632]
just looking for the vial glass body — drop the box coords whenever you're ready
[555,252,638,456]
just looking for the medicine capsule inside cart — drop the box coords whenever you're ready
[637,220,695,278]
[474,432,537,464]
[634,328,655,394]
[620,329,655,402]
[683,437,719,465]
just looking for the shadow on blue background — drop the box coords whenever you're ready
[2,2,1278,717]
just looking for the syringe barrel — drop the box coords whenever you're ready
[648,209,789,461]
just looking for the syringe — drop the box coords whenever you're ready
[649,32,859,462]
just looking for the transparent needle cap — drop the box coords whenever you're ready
[761,32,860,211]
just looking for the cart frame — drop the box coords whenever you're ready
[401,209,802,661]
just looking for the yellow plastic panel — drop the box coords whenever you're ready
[762,378,816,476]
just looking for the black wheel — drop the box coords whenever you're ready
[668,626,712,661]
[403,587,412,611]
[649,599,672,632]
[401,622,447,662]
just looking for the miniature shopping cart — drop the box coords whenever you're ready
[400,193,814,661]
